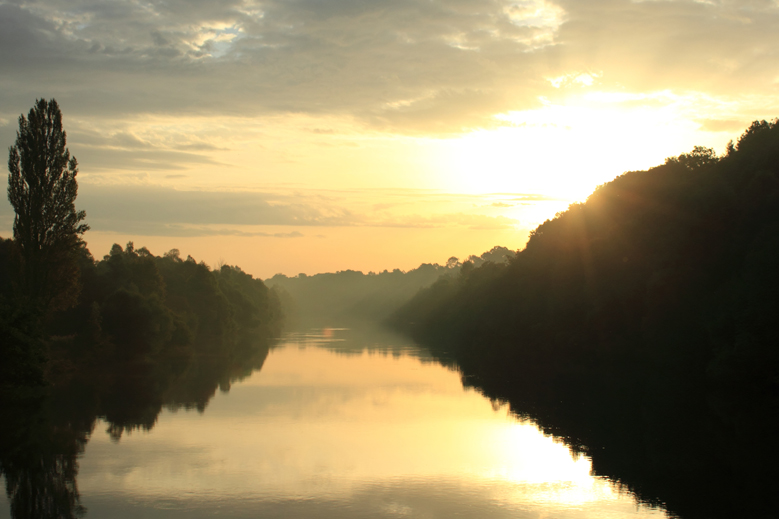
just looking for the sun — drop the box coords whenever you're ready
[430,96,733,201]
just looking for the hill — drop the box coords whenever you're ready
[266,246,514,328]
[391,120,779,519]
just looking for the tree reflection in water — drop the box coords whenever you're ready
[0,339,271,519]
[0,398,87,519]
[5,322,772,519]
[427,346,779,519]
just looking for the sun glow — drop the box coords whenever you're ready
[434,94,738,201]
[10,89,749,277]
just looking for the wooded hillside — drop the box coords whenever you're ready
[392,120,779,519]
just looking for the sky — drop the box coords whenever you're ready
[2,0,778,277]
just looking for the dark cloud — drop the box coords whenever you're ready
[0,0,549,130]
[3,0,778,133]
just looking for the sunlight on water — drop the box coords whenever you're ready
[11,328,668,519]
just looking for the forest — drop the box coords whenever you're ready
[390,120,779,518]
[0,244,277,516]
[0,239,283,388]
[0,99,284,517]
[266,245,514,327]
[1,209,283,517]
[0,198,283,518]
[0,100,283,393]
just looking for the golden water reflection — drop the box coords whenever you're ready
[62,329,667,518]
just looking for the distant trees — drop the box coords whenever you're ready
[266,247,516,328]
[7,99,89,312]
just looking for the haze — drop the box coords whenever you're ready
[2,0,777,277]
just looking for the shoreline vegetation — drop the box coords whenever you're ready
[1,99,284,396]
[0,100,285,517]
[1,99,777,518]
[0,240,284,393]
[390,120,779,518]
[0,241,282,518]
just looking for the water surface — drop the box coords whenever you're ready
[1,327,667,518]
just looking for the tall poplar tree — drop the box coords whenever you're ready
[7,99,89,311]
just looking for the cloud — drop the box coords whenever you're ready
[76,184,358,230]
[550,0,779,98]
[77,147,224,171]
[0,0,552,132]
[697,118,748,133]
[2,0,779,135]
[88,221,306,238]
[21,184,524,236]
[370,212,519,230]
[508,194,565,202]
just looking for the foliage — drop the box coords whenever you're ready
[6,99,88,313]
[45,242,284,364]
[0,238,283,394]
[0,304,47,388]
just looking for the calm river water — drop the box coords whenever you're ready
[0,326,669,519]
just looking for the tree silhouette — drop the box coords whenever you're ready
[391,119,779,519]
[7,99,89,311]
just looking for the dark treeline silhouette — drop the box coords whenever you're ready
[2,99,284,389]
[0,241,283,387]
[1,99,284,519]
[0,240,281,518]
[266,246,515,328]
[7,99,89,316]
[391,121,779,518]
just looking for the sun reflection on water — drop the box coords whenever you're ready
[70,328,667,518]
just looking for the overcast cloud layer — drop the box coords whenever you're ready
[2,0,778,132]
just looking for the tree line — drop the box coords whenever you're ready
[390,121,779,518]
[267,246,515,328]
[0,298,275,519]
[0,99,285,518]
[0,99,284,390]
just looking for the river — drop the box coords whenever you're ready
[0,326,668,518]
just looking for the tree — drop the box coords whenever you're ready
[665,145,719,170]
[7,99,89,311]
